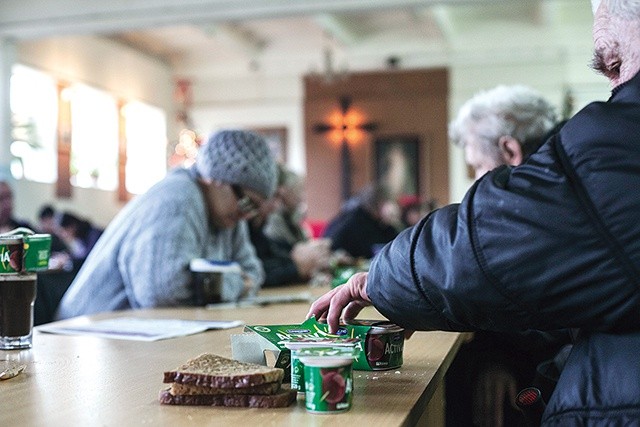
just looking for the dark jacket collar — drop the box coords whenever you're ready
[610,69,640,102]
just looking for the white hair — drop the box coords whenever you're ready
[592,0,602,14]
[449,85,557,160]
[594,0,640,16]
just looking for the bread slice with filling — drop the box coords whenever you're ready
[163,353,284,389]
[159,387,297,408]
[169,381,281,396]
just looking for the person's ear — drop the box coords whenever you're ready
[498,136,524,166]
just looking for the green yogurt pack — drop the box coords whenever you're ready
[242,316,404,374]
[0,228,51,273]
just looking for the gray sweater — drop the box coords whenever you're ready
[55,168,264,320]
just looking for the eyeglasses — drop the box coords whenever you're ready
[231,185,260,218]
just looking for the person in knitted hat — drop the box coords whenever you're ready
[56,130,277,320]
[195,130,277,200]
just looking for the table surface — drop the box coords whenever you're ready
[0,285,461,426]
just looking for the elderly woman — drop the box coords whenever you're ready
[57,130,277,319]
[449,84,558,180]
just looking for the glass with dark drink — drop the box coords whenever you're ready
[0,273,37,350]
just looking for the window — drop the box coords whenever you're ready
[10,64,58,182]
[68,84,119,190]
[122,101,167,194]
[10,64,169,198]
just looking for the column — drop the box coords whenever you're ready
[0,38,16,173]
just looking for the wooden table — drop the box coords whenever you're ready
[0,285,461,426]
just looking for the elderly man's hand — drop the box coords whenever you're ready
[307,271,371,333]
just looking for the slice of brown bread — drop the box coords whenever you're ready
[158,387,297,408]
[169,381,281,396]
[163,353,284,389]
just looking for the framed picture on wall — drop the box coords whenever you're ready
[250,127,287,164]
[374,134,420,198]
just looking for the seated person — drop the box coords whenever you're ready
[55,130,278,319]
[322,184,399,259]
[37,207,75,271]
[37,204,59,235]
[446,84,570,427]
[58,211,103,265]
[249,167,331,286]
[264,166,311,247]
[399,196,437,229]
[0,178,33,233]
[28,204,76,325]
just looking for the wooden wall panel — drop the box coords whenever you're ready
[304,68,449,222]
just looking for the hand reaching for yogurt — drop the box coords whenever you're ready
[307,272,372,333]
[307,271,415,339]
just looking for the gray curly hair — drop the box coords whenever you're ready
[448,85,557,163]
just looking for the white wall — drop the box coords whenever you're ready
[12,35,173,227]
[191,74,305,176]
[12,180,131,230]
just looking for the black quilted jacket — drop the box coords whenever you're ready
[368,71,640,424]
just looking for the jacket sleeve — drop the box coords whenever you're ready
[368,129,640,333]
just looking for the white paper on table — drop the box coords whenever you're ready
[38,317,244,342]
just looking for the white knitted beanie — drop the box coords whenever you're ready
[196,130,278,198]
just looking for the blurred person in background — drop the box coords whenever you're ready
[398,196,437,229]
[322,184,399,259]
[37,204,59,235]
[264,166,312,247]
[35,204,75,271]
[58,211,104,266]
[249,166,332,286]
[0,177,33,233]
[56,130,277,319]
[446,84,569,427]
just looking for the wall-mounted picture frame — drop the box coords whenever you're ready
[374,134,420,198]
[250,127,288,164]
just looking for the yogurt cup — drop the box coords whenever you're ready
[342,319,405,370]
[297,347,356,414]
[0,236,23,273]
[283,339,358,394]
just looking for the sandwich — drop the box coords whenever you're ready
[159,353,297,408]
